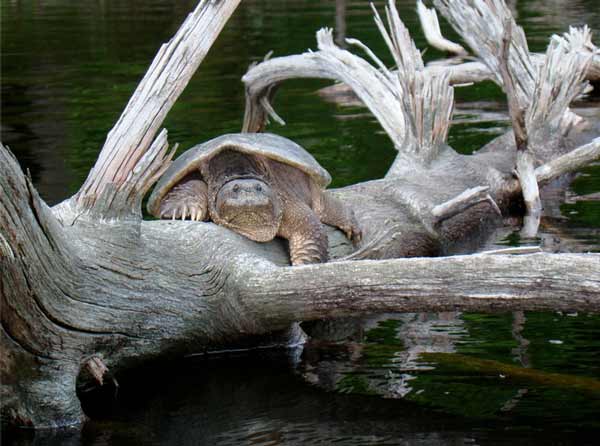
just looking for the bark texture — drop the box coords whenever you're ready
[1,0,599,429]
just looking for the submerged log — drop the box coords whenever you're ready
[422,353,600,394]
[1,0,599,429]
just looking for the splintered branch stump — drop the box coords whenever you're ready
[1,0,599,429]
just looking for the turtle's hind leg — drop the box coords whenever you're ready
[159,172,209,221]
[318,191,362,244]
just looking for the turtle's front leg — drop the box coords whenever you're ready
[318,191,362,244]
[278,201,328,265]
[159,172,209,221]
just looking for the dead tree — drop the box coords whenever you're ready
[323,1,600,100]
[1,0,599,429]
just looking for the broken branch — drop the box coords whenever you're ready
[74,0,242,216]
[535,137,600,185]
[431,186,501,224]
[416,0,467,56]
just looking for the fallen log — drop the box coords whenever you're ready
[1,0,599,429]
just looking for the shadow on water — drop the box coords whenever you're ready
[2,0,600,444]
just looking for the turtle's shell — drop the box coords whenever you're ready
[147,133,331,217]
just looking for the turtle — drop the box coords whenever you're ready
[147,133,361,265]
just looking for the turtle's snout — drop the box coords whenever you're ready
[216,179,281,242]
[218,178,273,212]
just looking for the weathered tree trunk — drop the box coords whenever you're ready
[1,0,599,429]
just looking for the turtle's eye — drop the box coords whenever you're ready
[233,184,240,193]
[255,184,263,192]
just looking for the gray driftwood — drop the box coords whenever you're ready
[1,0,600,429]
[324,1,600,100]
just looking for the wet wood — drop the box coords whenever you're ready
[84,357,109,386]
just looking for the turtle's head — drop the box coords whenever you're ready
[215,178,282,242]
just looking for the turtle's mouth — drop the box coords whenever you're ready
[215,178,282,242]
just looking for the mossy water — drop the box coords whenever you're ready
[2,0,600,444]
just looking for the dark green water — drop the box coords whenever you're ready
[2,0,600,444]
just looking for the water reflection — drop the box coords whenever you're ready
[301,313,467,398]
[299,311,600,434]
[5,341,600,445]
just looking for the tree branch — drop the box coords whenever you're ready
[240,253,600,327]
[534,137,600,185]
[434,0,596,238]
[499,20,528,152]
[244,1,456,168]
[416,0,467,56]
[497,20,541,225]
[434,0,537,108]
[242,28,412,155]
[431,186,501,224]
[527,27,593,154]
[73,0,241,217]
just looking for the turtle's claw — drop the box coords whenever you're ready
[160,196,207,222]
[341,211,362,245]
